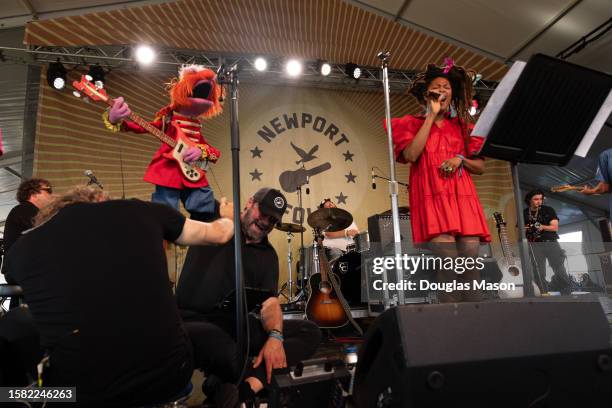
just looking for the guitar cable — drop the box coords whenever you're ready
[237,279,252,386]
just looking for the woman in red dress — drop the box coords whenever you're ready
[390,59,491,302]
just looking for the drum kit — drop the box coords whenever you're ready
[276,207,370,308]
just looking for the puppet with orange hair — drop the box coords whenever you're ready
[103,65,222,219]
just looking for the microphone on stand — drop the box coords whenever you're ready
[215,64,227,101]
[84,170,103,189]
[305,173,310,195]
[371,168,377,190]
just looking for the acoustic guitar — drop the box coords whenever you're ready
[493,212,540,298]
[71,75,212,183]
[305,237,349,328]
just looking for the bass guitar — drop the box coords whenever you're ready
[72,75,211,182]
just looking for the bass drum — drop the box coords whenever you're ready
[331,251,366,306]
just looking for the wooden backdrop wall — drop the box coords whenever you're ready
[34,67,517,290]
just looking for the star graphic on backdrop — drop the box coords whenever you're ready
[250,146,263,158]
[335,192,348,205]
[342,150,354,162]
[249,169,263,181]
[345,171,357,183]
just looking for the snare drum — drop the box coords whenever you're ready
[354,231,370,253]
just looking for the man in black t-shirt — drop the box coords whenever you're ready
[177,188,321,407]
[524,190,572,294]
[3,179,53,264]
[2,178,53,309]
[5,186,234,407]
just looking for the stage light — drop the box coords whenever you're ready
[254,57,267,71]
[135,45,155,65]
[320,62,332,76]
[47,59,67,90]
[87,65,105,88]
[286,59,302,77]
[345,63,361,80]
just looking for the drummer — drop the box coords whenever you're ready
[319,198,359,260]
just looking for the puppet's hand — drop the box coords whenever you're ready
[109,97,131,124]
[182,146,202,164]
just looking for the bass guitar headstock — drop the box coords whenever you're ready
[72,75,109,104]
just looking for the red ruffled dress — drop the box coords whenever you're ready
[390,114,491,243]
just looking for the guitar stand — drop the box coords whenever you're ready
[280,230,296,302]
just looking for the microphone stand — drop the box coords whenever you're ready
[218,63,247,376]
[373,173,409,188]
[378,51,405,308]
[292,180,307,304]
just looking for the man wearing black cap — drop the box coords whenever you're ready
[176,188,321,407]
[524,189,572,294]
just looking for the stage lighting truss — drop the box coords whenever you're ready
[4,45,499,96]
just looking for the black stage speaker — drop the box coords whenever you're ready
[354,298,612,407]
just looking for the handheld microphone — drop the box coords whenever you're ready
[371,168,376,190]
[425,91,447,101]
[84,170,103,189]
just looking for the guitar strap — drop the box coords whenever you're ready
[325,256,363,336]
[161,112,171,134]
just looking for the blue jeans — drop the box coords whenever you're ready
[152,185,215,216]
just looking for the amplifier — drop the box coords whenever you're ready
[367,213,413,254]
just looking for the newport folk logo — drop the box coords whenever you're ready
[246,109,365,224]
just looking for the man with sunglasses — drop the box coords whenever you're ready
[2,178,54,309]
[176,188,321,407]
[3,178,54,257]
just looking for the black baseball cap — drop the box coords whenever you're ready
[253,188,287,222]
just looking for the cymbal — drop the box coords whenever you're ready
[307,208,353,232]
[275,223,306,233]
